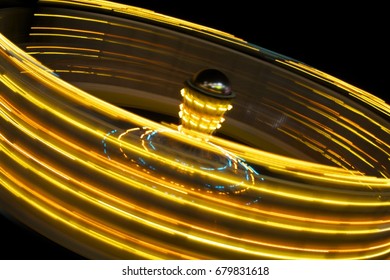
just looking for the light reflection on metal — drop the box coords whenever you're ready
[0,0,390,260]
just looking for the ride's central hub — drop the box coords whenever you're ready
[104,68,257,195]
[179,69,235,138]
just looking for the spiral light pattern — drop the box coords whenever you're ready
[0,0,389,259]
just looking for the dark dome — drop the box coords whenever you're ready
[190,69,233,97]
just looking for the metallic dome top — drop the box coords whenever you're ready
[186,69,235,98]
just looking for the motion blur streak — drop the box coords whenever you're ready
[1,0,390,260]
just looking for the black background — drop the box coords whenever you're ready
[1,0,388,260]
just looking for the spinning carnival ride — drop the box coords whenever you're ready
[0,0,390,259]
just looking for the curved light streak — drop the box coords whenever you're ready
[1,0,390,260]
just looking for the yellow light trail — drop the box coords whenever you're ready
[1,0,390,260]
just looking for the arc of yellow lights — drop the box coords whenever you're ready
[1,0,390,260]
[2,142,388,258]
[1,101,386,245]
[0,95,390,242]
[2,143,390,259]
[37,0,255,50]
[1,95,389,232]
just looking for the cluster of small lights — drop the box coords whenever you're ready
[179,88,232,136]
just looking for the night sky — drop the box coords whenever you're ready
[1,0,388,260]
